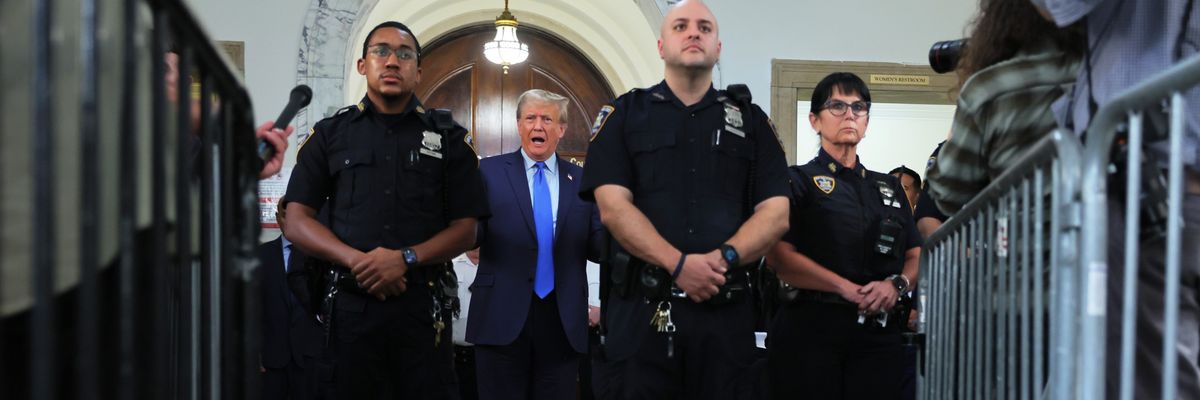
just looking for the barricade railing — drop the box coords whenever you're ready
[918,130,1084,399]
[1078,54,1200,400]
[1,0,263,398]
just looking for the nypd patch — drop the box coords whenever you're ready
[299,127,315,150]
[590,105,615,142]
[814,175,836,194]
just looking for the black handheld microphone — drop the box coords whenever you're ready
[257,84,313,160]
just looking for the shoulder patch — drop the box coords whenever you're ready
[813,175,836,194]
[590,105,615,142]
[299,127,316,150]
[464,131,480,164]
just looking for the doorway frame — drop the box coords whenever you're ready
[770,60,959,164]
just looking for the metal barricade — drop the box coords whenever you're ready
[0,0,262,398]
[1078,54,1200,400]
[918,130,1085,399]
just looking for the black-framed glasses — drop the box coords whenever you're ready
[821,100,871,117]
[368,44,418,61]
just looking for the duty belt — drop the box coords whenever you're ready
[792,289,855,307]
[645,266,750,306]
[330,264,445,296]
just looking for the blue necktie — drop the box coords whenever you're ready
[283,244,300,308]
[532,161,555,298]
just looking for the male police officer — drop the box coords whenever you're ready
[579,1,789,398]
[284,21,488,399]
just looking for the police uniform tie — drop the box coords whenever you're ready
[532,161,555,298]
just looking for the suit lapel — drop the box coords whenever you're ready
[554,157,575,240]
[504,151,537,239]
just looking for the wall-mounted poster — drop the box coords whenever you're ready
[259,167,291,229]
[216,41,245,81]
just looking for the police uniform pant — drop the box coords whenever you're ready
[264,358,323,400]
[453,345,478,400]
[597,297,759,400]
[1104,193,1200,399]
[474,292,581,400]
[768,300,906,399]
[330,287,458,400]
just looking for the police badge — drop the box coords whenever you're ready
[420,131,443,159]
[813,175,836,194]
[724,104,743,127]
[724,103,745,137]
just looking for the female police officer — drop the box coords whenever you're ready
[766,72,921,399]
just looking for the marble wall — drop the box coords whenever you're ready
[294,0,377,148]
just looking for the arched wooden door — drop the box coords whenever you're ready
[416,25,615,162]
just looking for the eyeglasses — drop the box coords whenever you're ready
[368,45,418,61]
[821,100,871,117]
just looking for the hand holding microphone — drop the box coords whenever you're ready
[256,84,312,179]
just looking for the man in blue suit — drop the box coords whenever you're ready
[259,199,325,400]
[467,89,606,400]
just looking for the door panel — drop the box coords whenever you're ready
[417,25,615,161]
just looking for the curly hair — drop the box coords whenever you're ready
[956,0,1084,88]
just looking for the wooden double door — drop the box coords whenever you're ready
[416,25,616,162]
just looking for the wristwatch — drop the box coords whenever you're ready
[401,247,419,266]
[719,243,740,268]
[888,274,909,294]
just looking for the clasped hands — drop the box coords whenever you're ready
[349,247,409,301]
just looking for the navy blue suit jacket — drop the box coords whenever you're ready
[466,151,605,353]
[258,237,323,368]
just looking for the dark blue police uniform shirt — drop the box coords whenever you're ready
[579,81,789,255]
[914,141,948,223]
[286,96,489,254]
[784,148,923,284]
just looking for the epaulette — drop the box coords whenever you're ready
[332,104,359,117]
[613,87,646,101]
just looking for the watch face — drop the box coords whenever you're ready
[724,248,735,261]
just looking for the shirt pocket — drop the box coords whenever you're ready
[328,149,375,209]
[627,131,675,193]
[401,148,445,213]
[713,132,755,198]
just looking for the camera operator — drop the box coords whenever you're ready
[925,0,1084,215]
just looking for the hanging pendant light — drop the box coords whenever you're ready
[482,0,529,74]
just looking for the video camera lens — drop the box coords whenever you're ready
[928,39,967,74]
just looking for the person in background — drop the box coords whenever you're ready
[926,0,1083,215]
[913,141,949,239]
[888,165,922,214]
[164,50,292,179]
[466,88,605,400]
[452,249,480,400]
[259,198,324,400]
[1031,0,1200,397]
